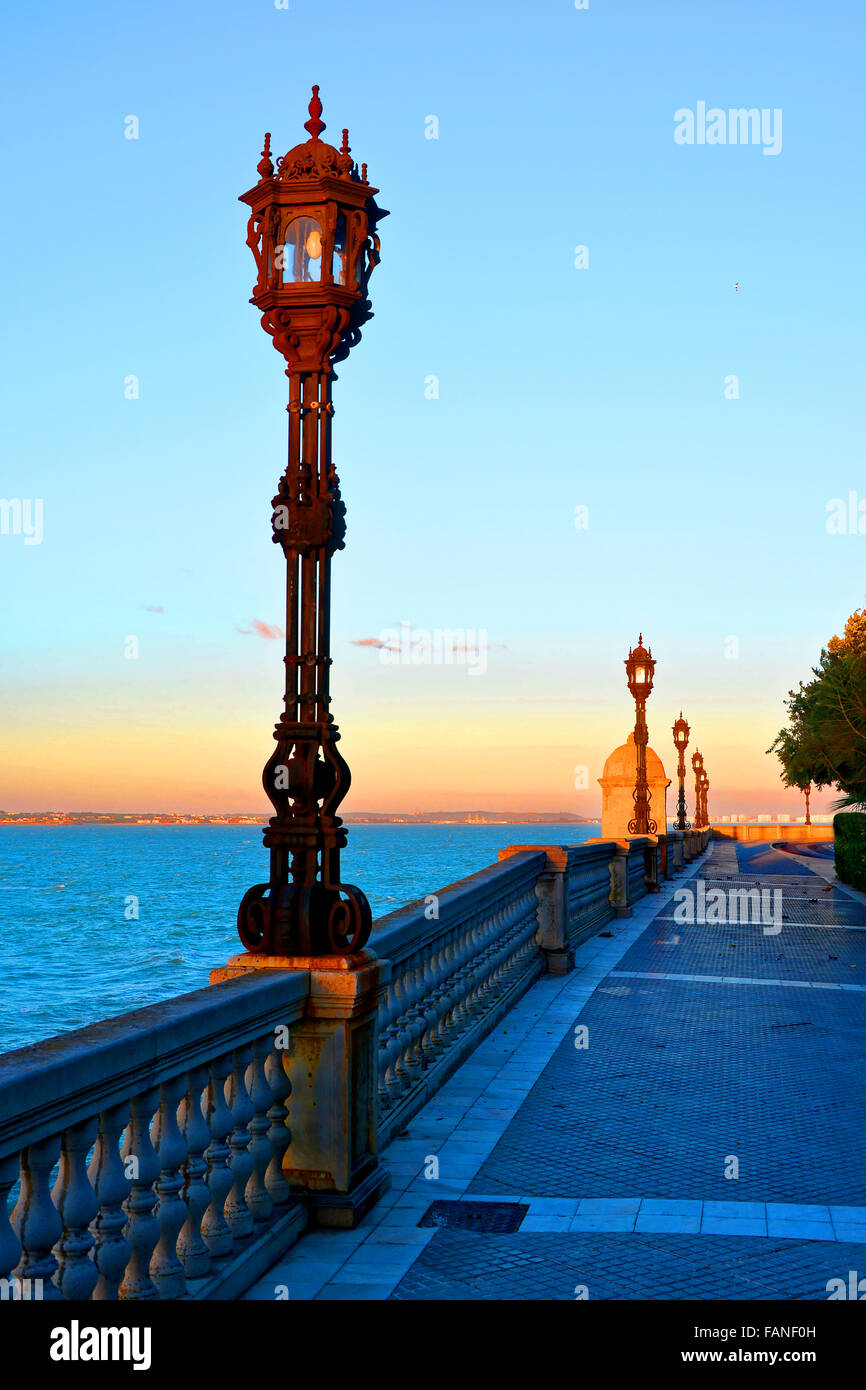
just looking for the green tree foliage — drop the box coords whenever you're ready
[834,811,866,890]
[768,608,866,809]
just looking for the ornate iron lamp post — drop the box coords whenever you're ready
[235,86,388,958]
[625,635,657,835]
[673,712,690,830]
[691,750,705,829]
[803,783,812,826]
[700,769,710,827]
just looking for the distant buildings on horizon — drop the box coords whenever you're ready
[0,808,838,828]
[709,812,835,826]
[0,809,600,827]
[0,811,264,826]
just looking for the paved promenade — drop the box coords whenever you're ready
[247,840,866,1300]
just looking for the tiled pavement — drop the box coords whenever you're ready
[246,840,866,1300]
[389,1230,864,1301]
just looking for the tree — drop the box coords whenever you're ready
[827,607,866,657]
[768,608,866,810]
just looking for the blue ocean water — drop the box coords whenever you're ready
[0,823,598,1053]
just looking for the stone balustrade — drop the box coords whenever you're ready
[0,830,712,1294]
[0,970,310,1301]
[372,851,548,1145]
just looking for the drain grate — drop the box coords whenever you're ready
[418,1200,528,1233]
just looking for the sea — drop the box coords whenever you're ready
[0,823,599,1053]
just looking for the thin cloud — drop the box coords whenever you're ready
[352,636,506,655]
[144,605,164,614]
[237,620,285,639]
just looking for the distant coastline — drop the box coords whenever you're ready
[0,810,600,827]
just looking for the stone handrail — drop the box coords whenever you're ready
[711,823,833,843]
[0,969,310,1301]
[371,851,548,1144]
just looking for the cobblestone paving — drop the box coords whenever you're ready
[458,976,866,1203]
[390,1230,866,1301]
[390,842,866,1300]
[615,916,866,983]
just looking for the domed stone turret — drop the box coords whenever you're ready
[599,733,670,840]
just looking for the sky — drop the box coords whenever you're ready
[1,0,864,818]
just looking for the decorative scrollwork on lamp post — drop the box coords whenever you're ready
[691,749,705,829]
[699,769,710,829]
[625,635,657,836]
[672,712,691,831]
[235,87,388,958]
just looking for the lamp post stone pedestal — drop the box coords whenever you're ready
[211,950,391,1227]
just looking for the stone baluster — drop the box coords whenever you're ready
[52,1117,98,1300]
[264,1045,292,1208]
[419,937,446,1060]
[119,1086,161,1300]
[0,1153,22,1287]
[202,1054,234,1257]
[451,920,481,1036]
[402,957,426,1082]
[88,1101,132,1300]
[431,932,461,1053]
[177,1065,212,1279]
[377,989,402,1113]
[519,913,540,971]
[150,1075,188,1298]
[501,897,526,970]
[476,910,499,1000]
[479,915,508,1013]
[12,1135,62,1299]
[460,921,485,1024]
[419,942,444,1066]
[437,927,464,1042]
[511,887,535,959]
[505,896,536,984]
[434,932,458,1050]
[381,967,413,1107]
[399,963,422,1086]
[469,913,499,1016]
[388,969,413,1100]
[245,1039,274,1224]
[453,918,480,1033]
[224,1045,255,1239]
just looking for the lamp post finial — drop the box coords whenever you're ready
[257,131,273,179]
[305,84,326,140]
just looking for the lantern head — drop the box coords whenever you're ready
[625,634,655,700]
[239,85,388,374]
[692,749,704,773]
[673,712,690,750]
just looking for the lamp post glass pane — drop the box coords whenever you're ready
[634,665,646,684]
[282,215,323,283]
[332,212,347,285]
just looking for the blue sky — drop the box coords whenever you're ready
[1,0,864,814]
